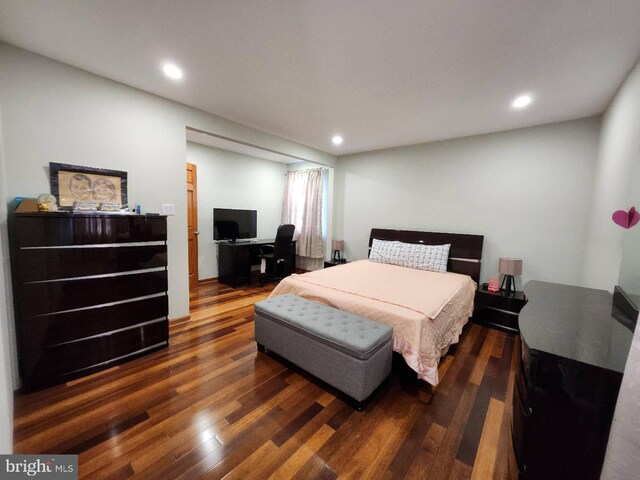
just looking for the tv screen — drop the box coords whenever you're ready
[214,208,257,241]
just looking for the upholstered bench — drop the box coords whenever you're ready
[254,294,393,410]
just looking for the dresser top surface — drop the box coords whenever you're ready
[15,212,166,219]
[520,281,634,373]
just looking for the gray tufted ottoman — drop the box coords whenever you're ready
[254,294,393,410]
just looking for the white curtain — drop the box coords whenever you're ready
[282,169,324,268]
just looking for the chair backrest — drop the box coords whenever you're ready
[274,224,295,260]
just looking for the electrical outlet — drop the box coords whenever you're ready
[162,203,175,216]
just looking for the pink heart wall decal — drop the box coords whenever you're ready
[612,206,640,229]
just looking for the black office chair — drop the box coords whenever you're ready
[258,224,295,286]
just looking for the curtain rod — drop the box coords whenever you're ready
[285,167,329,173]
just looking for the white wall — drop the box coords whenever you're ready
[334,117,601,287]
[601,59,640,480]
[0,107,14,452]
[618,157,640,297]
[582,61,640,291]
[186,142,286,279]
[0,42,336,388]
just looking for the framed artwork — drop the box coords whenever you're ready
[49,162,128,209]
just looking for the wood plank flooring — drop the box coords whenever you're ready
[14,279,518,479]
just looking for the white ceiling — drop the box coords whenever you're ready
[1,1,640,155]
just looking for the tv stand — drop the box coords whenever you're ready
[218,239,296,287]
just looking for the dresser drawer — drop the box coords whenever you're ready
[18,244,167,282]
[473,305,520,332]
[21,295,168,352]
[19,270,168,317]
[511,422,527,479]
[14,215,167,247]
[22,320,168,390]
[512,368,531,477]
[475,293,526,312]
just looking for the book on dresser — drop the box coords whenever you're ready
[9,212,169,392]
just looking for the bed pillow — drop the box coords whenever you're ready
[369,238,451,273]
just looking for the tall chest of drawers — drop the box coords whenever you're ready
[10,212,169,392]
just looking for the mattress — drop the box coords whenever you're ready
[269,259,476,385]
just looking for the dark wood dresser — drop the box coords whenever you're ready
[514,281,634,479]
[10,212,169,392]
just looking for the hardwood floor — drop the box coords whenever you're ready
[14,279,518,479]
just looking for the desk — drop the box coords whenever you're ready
[218,239,296,287]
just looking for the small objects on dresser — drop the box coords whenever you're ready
[99,202,122,212]
[36,194,57,212]
[72,201,98,212]
[15,198,39,213]
[487,275,500,292]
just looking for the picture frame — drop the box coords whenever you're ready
[49,162,128,209]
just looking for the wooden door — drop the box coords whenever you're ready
[187,163,199,289]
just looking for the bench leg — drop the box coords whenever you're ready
[354,401,365,412]
[257,343,266,353]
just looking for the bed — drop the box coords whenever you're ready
[269,228,484,385]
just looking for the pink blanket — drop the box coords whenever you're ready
[269,260,476,385]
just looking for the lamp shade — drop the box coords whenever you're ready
[499,257,523,276]
[331,239,344,251]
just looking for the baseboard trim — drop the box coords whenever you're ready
[197,277,218,284]
[169,315,191,325]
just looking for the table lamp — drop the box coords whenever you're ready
[499,257,522,294]
[332,239,344,262]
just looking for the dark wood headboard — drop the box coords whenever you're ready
[368,228,484,284]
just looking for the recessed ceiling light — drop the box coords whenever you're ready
[512,95,532,108]
[332,135,343,145]
[163,63,183,80]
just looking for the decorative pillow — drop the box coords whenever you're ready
[369,239,402,264]
[369,238,451,273]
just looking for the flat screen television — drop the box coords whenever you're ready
[213,208,257,241]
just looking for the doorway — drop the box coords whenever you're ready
[187,162,199,289]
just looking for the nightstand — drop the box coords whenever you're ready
[324,260,347,268]
[472,286,527,333]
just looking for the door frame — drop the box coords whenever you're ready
[187,162,199,289]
